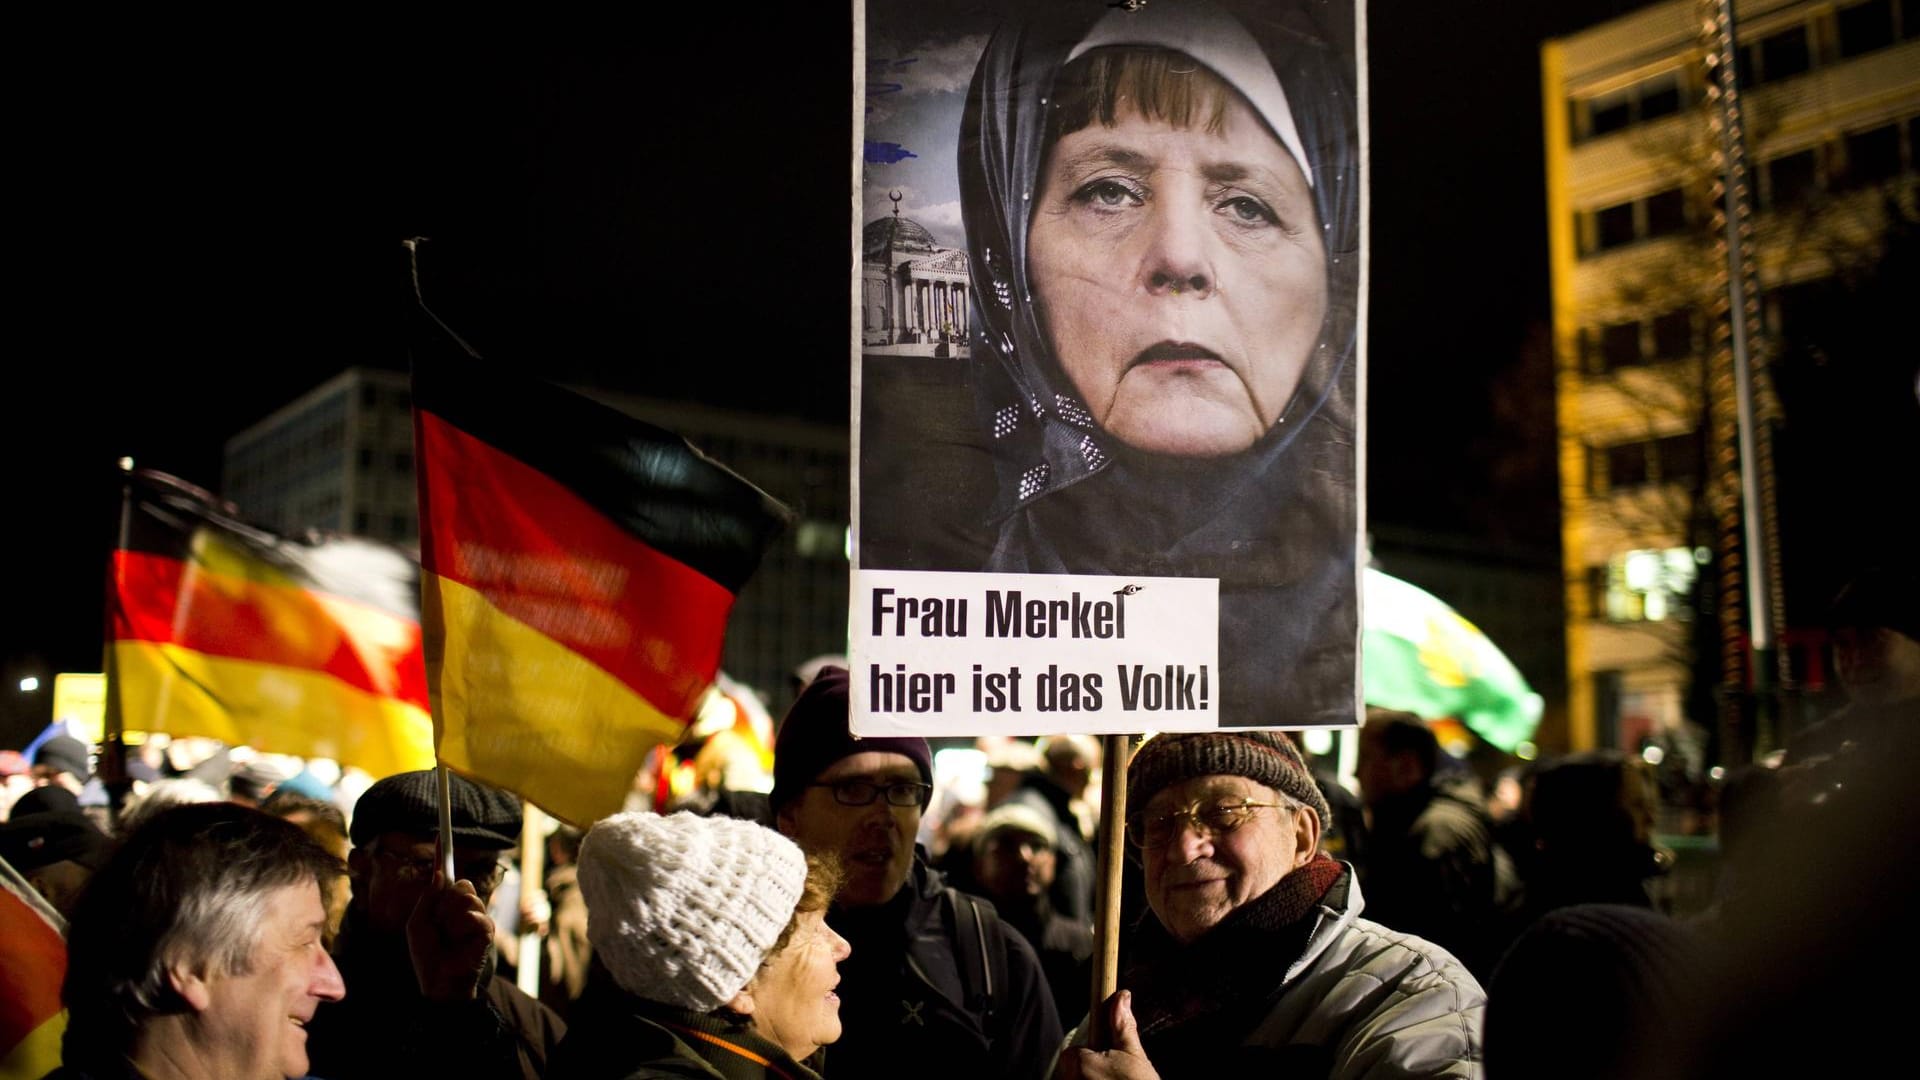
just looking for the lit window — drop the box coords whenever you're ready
[795,520,849,560]
[1594,548,1699,622]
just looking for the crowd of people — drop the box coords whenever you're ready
[2,567,1913,1078]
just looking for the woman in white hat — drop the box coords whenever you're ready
[550,811,849,1079]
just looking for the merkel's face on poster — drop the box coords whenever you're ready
[1027,83,1326,458]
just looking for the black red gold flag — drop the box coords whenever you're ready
[411,356,790,826]
[106,469,434,776]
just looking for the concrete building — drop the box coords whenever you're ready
[223,367,418,544]
[1543,0,1918,752]
[221,368,851,704]
[584,393,850,709]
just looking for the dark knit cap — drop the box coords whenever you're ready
[1486,905,1703,1079]
[10,785,81,819]
[1127,731,1331,830]
[770,666,932,813]
[1829,567,1920,643]
[33,735,91,779]
[0,810,114,873]
[349,770,522,850]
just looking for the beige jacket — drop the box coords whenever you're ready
[1071,869,1484,1079]
[1253,871,1485,1078]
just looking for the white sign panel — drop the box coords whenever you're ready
[852,0,1365,736]
[852,570,1219,735]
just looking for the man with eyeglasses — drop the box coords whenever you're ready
[306,770,565,1080]
[770,665,1063,1080]
[1059,731,1484,1080]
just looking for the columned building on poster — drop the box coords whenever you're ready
[861,196,973,358]
[1542,0,1917,753]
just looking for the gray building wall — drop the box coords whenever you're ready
[221,369,851,707]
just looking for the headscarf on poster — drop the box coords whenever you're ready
[853,0,1361,736]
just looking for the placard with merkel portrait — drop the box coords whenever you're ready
[851,0,1362,738]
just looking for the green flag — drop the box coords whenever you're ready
[1363,568,1542,752]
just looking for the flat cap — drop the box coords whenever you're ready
[349,770,522,850]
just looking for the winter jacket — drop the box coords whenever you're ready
[1075,866,1484,1079]
[1006,775,1095,924]
[1360,777,1518,978]
[998,896,1095,1026]
[547,973,824,1080]
[306,913,566,1080]
[538,863,593,1020]
[827,859,1062,1080]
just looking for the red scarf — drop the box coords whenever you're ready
[1125,855,1348,1038]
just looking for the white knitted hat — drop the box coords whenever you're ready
[577,810,808,1011]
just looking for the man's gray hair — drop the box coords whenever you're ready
[115,776,223,838]
[61,802,344,1069]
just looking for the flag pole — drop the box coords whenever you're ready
[409,235,464,884]
[436,761,457,881]
[1087,732,1131,1050]
[516,805,546,998]
[100,458,137,828]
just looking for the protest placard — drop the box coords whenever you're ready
[852,0,1364,735]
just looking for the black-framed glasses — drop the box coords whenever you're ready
[1125,799,1290,849]
[808,778,932,808]
[373,845,506,892]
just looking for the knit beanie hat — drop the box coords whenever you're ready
[973,802,1057,859]
[1127,731,1331,830]
[1828,567,1920,643]
[1486,904,1704,1079]
[577,810,809,1011]
[9,785,81,819]
[0,810,114,873]
[770,666,932,813]
[33,735,91,779]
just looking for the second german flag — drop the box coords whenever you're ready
[412,361,789,826]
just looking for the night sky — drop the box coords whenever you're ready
[3,2,1640,743]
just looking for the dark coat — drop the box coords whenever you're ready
[1006,775,1095,925]
[998,897,1095,1028]
[548,973,824,1080]
[827,860,1062,1080]
[1359,776,1517,978]
[306,914,566,1080]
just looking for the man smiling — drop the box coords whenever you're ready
[1061,731,1484,1080]
[771,666,1062,1080]
[53,803,346,1080]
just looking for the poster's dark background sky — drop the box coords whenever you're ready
[3,2,1640,728]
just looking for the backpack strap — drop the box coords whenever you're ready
[944,888,1009,1025]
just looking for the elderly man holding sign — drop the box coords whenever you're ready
[1060,732,1483,1079]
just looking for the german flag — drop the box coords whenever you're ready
[107,470,434,777]
[412,359,789,827]
[0,859,66,1080]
